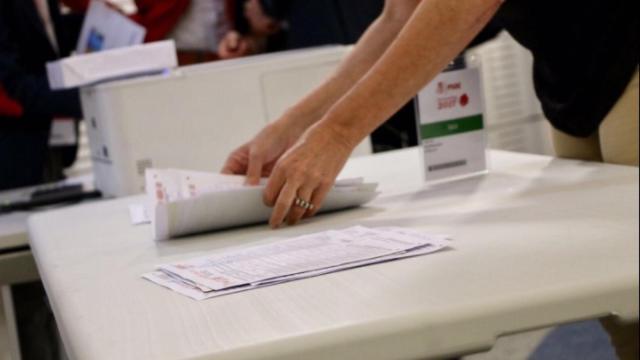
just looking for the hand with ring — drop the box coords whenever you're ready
[263,123,356,228]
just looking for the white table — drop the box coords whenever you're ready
[1,174,95,284]
[0,175,95,359]
[28,149,639,360]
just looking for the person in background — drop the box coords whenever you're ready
[217,0,282,59]
[68,0,238,66]
[1,2,87,359]
[222,1,638,358]
[133,0,233,65]
[0,0,84,191]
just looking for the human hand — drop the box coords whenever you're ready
[218,31,251,59]
[244,0,280,36]
[263,123,356,228]
[221,121,299,185]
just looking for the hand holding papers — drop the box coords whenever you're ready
[145,169,379,240]
[143,226,451,300]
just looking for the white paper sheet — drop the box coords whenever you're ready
[76,0,146,54]
[143,226,451,300]
[142,169,379,240]
[128,204,150,225]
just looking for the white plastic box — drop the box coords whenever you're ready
[81,46,371,197]
[46,40,177,90]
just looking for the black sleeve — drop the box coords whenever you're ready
[55,13,85,57]
[259,0,291,21]
[468,21,503,48]
[233,0,251,34]
[0,13,82,120]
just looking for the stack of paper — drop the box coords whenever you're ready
[144,169,379,240]
[46,40,177,89]
[143,226,451,300]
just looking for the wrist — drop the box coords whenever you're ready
[278,103,323,136]
[312,111,364,151]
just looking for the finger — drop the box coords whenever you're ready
[221,149,247,174]
[245,149,264,185]
[261,163,274,178]
[221,155,243,174]
[266,21,279,33]
[228,32,239,49]
[263,165,286,206]
[305,181,333,218]
[287,185,314,226]
[246,0,259,14]
[270,181,299,228]
[218,46,229,58]
[218,41,231,58]
[220,163,235,174]
[236,40,250,56]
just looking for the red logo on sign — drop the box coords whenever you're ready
[459,94,469,107]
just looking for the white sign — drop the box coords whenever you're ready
[416,67,487,183]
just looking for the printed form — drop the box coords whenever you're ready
[143,226,451,300]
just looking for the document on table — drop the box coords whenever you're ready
[143,226,451,300]
[138,169,379,240]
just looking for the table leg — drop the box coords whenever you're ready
[1,285,22,360]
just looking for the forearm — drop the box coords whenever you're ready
[280,1,420,134]
[316,0,502,147]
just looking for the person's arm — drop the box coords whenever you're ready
[314,0,503,148]
[263,0,503,227]
[277,0,422,135]
[221,0,421,181]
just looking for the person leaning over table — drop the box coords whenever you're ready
[222,0,638,358]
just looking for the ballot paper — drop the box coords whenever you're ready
[143,226,451,300]
[128,204,150,225]
[141,169,379,240]
[76,0,146,54]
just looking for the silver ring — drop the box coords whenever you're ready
[294,197,314,210]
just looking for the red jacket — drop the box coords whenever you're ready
[133,0,239,42]
[0,85,23,117]
[51,0,242,43]
[131,0,191,42]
